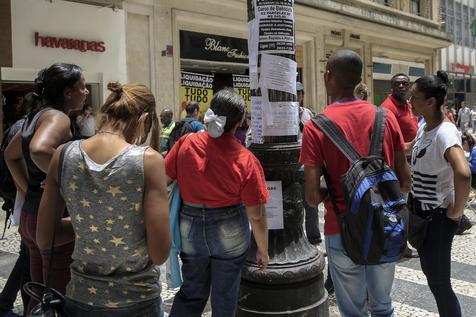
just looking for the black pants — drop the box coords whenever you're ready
[419,214,461,317]
[0,239,31,313]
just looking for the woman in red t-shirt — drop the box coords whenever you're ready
[165,89,269,317]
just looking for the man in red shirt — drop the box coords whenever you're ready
[300,50,410,317]
[381,73,420,258]
[381,73,418,143]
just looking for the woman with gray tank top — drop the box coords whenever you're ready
[5,63,89,313]
[36,82,171,316]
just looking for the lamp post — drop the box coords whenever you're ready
[238,0,328,315]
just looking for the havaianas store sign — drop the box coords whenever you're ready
[34,32,106,53]
[180,31,248,63]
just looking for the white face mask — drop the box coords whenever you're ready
[204,108,227,138]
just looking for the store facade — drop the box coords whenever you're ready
[125,0,450,118]
[0,0,127,135]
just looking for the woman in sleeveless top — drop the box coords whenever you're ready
[5,63,88,313]
[36,82,171,317]
[165,89,269,317]
[407,71,470,317]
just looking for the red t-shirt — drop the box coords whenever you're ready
[381,95,418,142]
[299,100,405,235]
[165,132,269,207]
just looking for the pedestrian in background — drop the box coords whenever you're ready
[36,81,171,316]
[75,104,95,138]
[381,72,420,258]
[5,63,88,313]
[457,101,471,130]
[407,71,470,317]
[354,82,369,101]
[159,108,175,155]
[165,89,269,317]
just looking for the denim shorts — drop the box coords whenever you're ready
[63,296,163,317]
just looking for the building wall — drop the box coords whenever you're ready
[8,0,127,102]
[125,0,450,116]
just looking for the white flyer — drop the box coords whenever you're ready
[265,180,284,230]
[255,0,295,54]
[247,18,259,71]
[250,96,264,144]
[262,101,299,136]
[259,54,297,95]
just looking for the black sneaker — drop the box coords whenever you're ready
[324,276,334,294]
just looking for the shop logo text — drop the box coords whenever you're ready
[204,38,247,59]
[34,32,106,53]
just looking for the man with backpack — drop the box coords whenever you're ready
[300,50,411,317]
[165,101,205,154]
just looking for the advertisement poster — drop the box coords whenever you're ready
[250,96,264,144]
[255,0,295,55]
[232,74,251,112]
[179,71,214,118]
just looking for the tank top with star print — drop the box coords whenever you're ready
[60,140,161,308]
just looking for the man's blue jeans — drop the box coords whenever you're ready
[326,234,395,317]
[170,204,250,317]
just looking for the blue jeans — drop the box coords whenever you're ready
[419,213,461,317]
[170,204,250,317]
[64,297,163,317]
[326,234,395,317]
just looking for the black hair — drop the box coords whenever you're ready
[185,101,200,114]
[209,89,245,133]
[327,50,362,90]
[33,63,82,109]
[390,73,410,85]
[414,70,448,110]
[462,130,475,150]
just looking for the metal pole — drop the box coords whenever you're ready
[238,1,328,316]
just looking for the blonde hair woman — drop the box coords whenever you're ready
[36,82,171,316]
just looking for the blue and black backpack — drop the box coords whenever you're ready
[312,106,407,265]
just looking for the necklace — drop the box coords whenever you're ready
[96,130,125,139]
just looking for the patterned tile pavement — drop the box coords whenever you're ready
[0,204,475,316]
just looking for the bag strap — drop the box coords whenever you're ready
[311,115,361,163]
[369,107,387,156]
[45,141,73,290]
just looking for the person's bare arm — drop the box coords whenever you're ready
[445,146,471,220]
[29,111,72,173]
[394,150,411,193]
[246,204,269,271]
[5,131,28,195]
[36,145,74,250]
[304,165,327,208]
[404,139,416,156]
[143,148,171,264]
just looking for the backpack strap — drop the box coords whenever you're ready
[369,107,387,156]
[311,115,361,163]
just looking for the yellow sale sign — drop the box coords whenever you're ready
[179,71,214,119]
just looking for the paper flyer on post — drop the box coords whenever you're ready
[255,0,295,55]
[259,54,297,95]
[262,101,299,136]
[265,180,284,230]
[250,96,264,144]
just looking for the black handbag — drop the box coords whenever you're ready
[407,194,430,250]
[407,211,429,250]
[23,142,72,317]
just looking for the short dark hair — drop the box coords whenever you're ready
[414,71,448,110]
[209,89,245,133]
[185,101,200,114]
[390,73,410,85]
[327,50,362,90]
